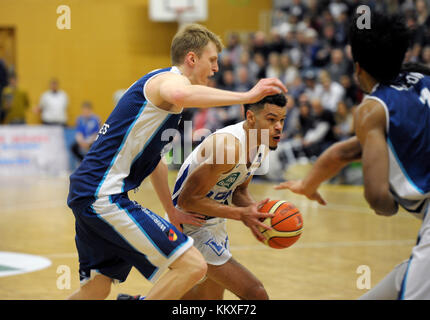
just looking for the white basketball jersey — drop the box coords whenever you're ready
[172,121,268,217]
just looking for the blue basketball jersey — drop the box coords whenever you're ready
[367,72,430,218]
[68,67,183,213]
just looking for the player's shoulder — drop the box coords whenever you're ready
[198,132,241,167]
[355,96,388,132]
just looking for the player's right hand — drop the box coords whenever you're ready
[245,78,288,104]
[275,180,327,206]
[240,198,274,243]
[168,207,206,232]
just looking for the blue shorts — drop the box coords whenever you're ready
[72,193,194,285]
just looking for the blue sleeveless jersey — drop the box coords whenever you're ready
[67,67,183,213]
[367,72,430,217]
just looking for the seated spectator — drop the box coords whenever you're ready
[235,66,253,92]
[319,70,345,112]
[303,69,324,101]
[333,100,354,141]
[36,78,69,126]
[339,74,362,106]
[302,97,338,158]
[266,51,282,79]
[280,52,299,86]
[326,48,349,82]
[1,74,29,124]
[249,52,267,80]
[70,101,100,162]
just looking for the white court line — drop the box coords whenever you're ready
[43,239,416,259]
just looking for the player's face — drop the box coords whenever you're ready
[192,41,219,85]
[254,104,286,150]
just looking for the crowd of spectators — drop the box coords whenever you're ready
[2,0,430,179]
[186,0,430,181]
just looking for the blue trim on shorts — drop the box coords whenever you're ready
[110,196,167,258]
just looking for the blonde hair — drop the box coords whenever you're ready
[170,23,223,65]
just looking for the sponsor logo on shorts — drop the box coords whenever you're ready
[204,236,229,256]
[168,229,178,242]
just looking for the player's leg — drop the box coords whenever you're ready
[91,194,206,300]
[67,212,133,300]
[358,260,408,300]
[181,277,225,300]
[145,246,207,300]
[68,274,112,300]
[207,257,268,300]
[398,209,430,299]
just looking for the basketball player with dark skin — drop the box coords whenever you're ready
[179,96,287,300]
[277,12,430,299]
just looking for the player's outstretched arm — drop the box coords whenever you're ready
[274,136,362,205]
[157,74,287,109]
[149,159,206,231]
[354,100,398,216]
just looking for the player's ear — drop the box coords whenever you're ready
[246,109,256,126]
[185,51,197,66]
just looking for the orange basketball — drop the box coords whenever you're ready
[258,200,303,249]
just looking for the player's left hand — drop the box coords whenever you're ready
[275,180,327,205]
[167,207,206,232]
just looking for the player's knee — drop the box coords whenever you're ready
[82,276,111,299]
[180,247,208,282]
[244,282,268,300]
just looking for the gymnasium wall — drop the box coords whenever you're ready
[0,0,272,125]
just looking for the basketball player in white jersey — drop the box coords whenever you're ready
[119,94,287,300]
[276,12,430,299]
[67,23,287,300]
[177,94,287,300]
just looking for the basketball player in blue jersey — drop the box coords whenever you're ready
[119,94,287,300]
[276,12,430,299]
[66,23,287,300]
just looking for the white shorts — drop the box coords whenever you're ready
[183,218,232,266]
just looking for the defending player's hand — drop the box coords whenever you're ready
[240,198,274,243]
[275,180,327,206]
[246,78,288,104]
[168,207,206,232]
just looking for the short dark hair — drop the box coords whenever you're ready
[348,12,411,84]
[244,94,287,117]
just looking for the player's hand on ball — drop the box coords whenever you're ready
[168,207,206,232]
[240,198,274,243]
[275,180,327,206]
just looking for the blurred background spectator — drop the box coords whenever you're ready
[36,78,69,126]
[70,101,100,162]
[1,74,29,124]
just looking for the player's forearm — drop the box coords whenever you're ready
[149,160,175,215]
[302,138,361,191]
[173,85,248,109]
[232,188,254,208]
[178,194,243,220]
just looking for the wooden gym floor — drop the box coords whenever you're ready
[0,164,421,300]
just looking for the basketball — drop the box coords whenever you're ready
[258,200,303,249]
